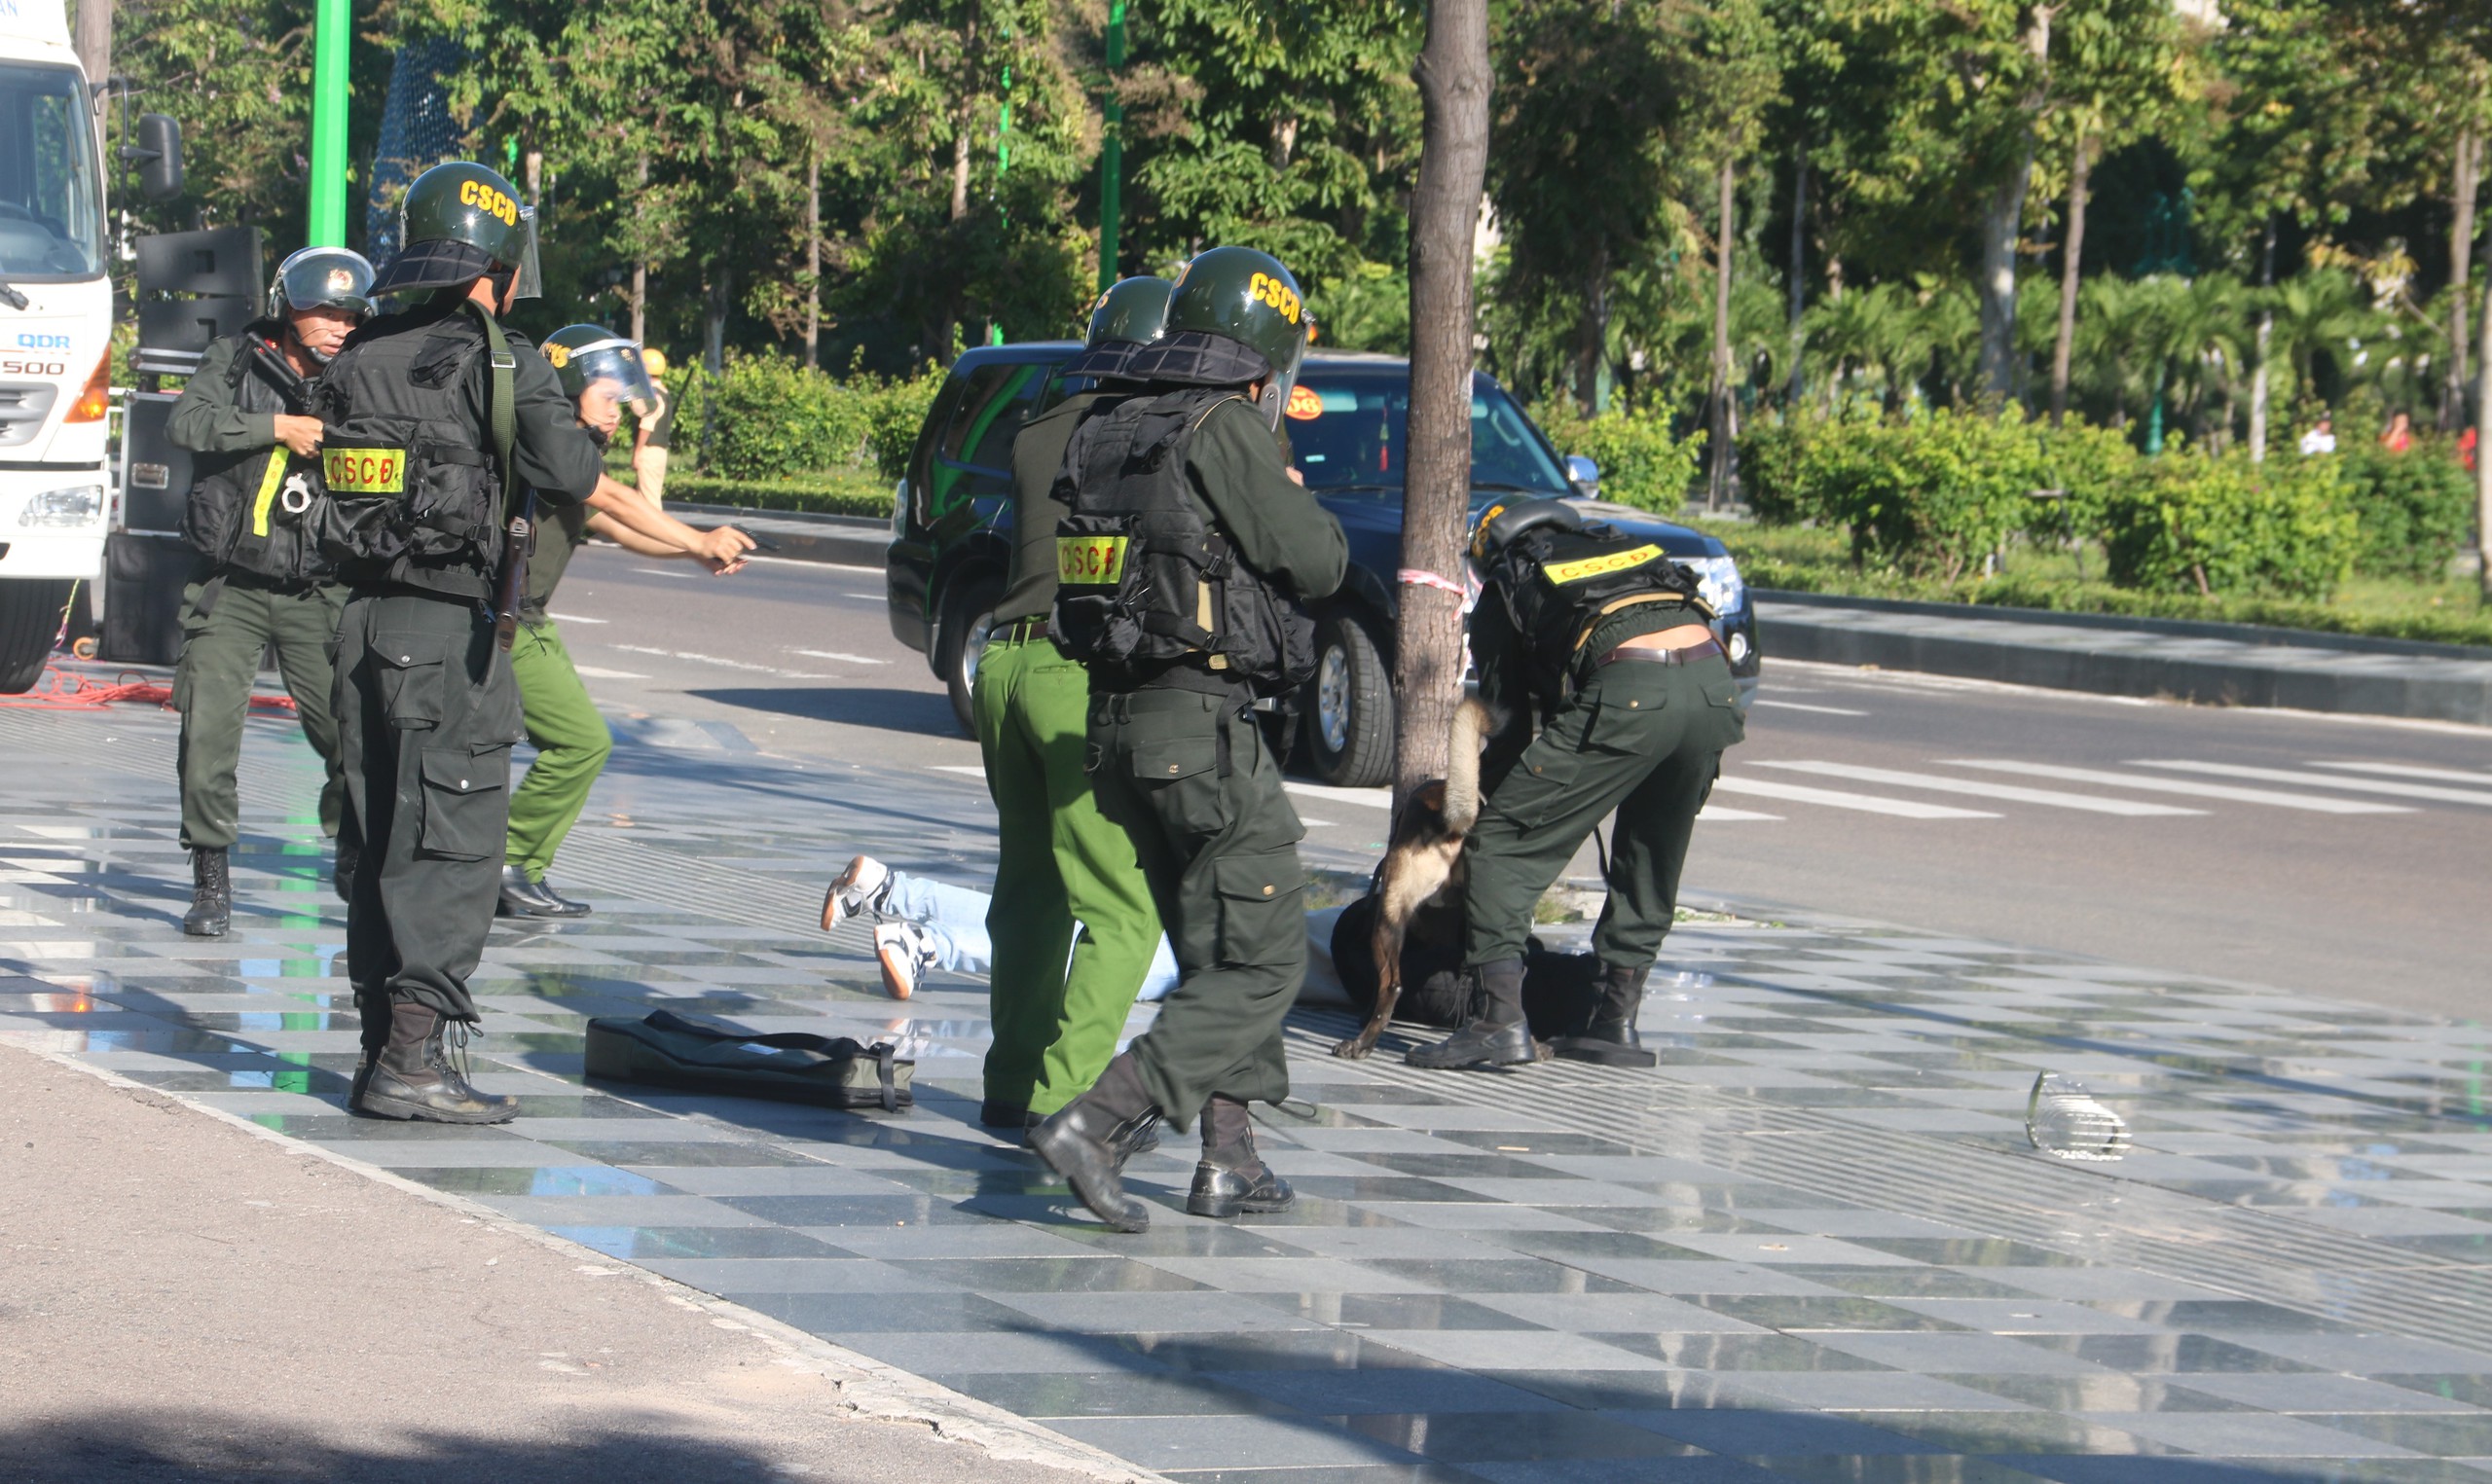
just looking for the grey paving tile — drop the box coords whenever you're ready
[2081,1411,2423,1458]
[1046,1412,1422,1470]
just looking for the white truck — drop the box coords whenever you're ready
[0,0,178,691]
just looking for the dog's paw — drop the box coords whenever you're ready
[1331,1037,1374,1060]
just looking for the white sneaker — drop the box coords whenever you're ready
[822,855,893,930]
[873,922,936,1000]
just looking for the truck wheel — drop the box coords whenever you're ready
[937,572,1005,738]
[1304,611,1393,789]
[0,579,73,695]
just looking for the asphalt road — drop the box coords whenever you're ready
[547,543,2490,1019]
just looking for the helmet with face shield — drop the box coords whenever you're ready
[268,246,376,323]
[542,324,657,422]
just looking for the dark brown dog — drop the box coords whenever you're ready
[1331,699,1490,1060]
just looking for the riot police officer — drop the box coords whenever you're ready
[166,247,374,935]
[1030,247,1346,1233]
[499,325,752,919]
[971,276,1174,1132]
[1408,499,1744,1071]
[313,163,604,1123]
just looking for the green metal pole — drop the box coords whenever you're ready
[308,0,350,246]
[1097,1,1125,293]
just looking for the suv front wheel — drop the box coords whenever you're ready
[937,572,1004,737]
[1303,610,1393,789]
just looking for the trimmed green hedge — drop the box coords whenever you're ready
[1738,410,2472,602]
[1531,404,1703,513]
[664,473,894,519]
[673,355,943,484]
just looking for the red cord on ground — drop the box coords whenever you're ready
[0,659,297,713]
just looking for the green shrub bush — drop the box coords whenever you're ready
[2339,442,2474,580]
[1531,403,1702,513]
[2101,450,2355,598]
[690,354,944,483]
[1798,408,2055,580]
[663,473,894,518]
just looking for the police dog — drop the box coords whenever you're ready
[1331,699,1491,1060]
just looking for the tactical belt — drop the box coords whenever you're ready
[1595,636,1724,669]
[995,617,1049,641]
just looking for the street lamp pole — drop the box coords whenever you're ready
[1097,1,1126,293]
[308,0,350,246]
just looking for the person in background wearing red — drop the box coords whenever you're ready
[2379,411,2412,453]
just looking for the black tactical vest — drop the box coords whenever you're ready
[180,321,332,585]
[307,301,511,600]
[1050,387,1314,697]
[1489,519,1714,706]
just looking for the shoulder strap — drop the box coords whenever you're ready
[462,301,520,507]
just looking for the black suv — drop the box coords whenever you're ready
[885,344,1761,788]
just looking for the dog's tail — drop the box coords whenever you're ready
[1444,698,1490,834]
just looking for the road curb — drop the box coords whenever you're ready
[1757,595,2492,726]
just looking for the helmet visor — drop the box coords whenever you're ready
[556,336,657,416]
[272,249,376,319]
[511,207,543,301]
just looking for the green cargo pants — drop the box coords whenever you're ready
[172,574,346,850]
[1463,655,1745,969]
[506,619,613,883]
[333,588,523,1031]
[972,633,1165,1116]
[1087,685,1306,1132]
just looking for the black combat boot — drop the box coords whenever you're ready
[989,1098,1160,1153]
[1028,1052,1159,1233]
[1187,1095,1295,1218]
[355,1001,521,1124]
[497,864,591,919]
[348,987,386,1108]
[1406,958,1535,1069]
[183,847,232,937]
[1554,960,1660,1068]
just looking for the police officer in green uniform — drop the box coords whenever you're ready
[1408,499,1744,1071]
[167,247,375,935]
[498,325,753,919]
[312,163,604,1123]
[972,276,1175,1132]
[1030,247,1345,1233]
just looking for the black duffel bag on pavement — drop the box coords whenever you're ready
[585,1009,913,1112]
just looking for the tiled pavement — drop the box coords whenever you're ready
[8,694,2492,1483]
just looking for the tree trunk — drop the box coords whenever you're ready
[1980,5,2053,405]
[950,130,971,223]
[1786,154,1807,404]
[1708,153,1736,510]
[2050,131,2091,427]
[1395,0,1490,812]
[2250,218,2276,462]
[805,150,822,370]
[629,157,648,344]
[704,267,730,375]
[2478,231,2492,601]
[2447,124,2478,431]
[73,0,109,120]
[1573,246,1608,416]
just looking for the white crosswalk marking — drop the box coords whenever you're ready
[1752,699,1870,717]
[1711,777,1997,819]
[1284,781,1395,811]
[1754,761,2203,816]
[1697,805,1782,822]
[2314,761,2492,787]
[2133,760,2492,809]
[1943,760,2409,814]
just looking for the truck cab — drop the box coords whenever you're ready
[0,1,114,689]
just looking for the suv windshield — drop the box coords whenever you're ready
[1287,367,1571,497]
[0,63,104,281]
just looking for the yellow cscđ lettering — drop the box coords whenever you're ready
[456,177,519,226]
[1056,535,1129,586]
[1246,271,1301,325]
[1545,544,1663,585]
[324,448,407,495]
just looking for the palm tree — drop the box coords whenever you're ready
[2263,270,2375,413]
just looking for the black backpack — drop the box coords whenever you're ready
[1051,387,1313,696]
[1487,508,1711,704]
